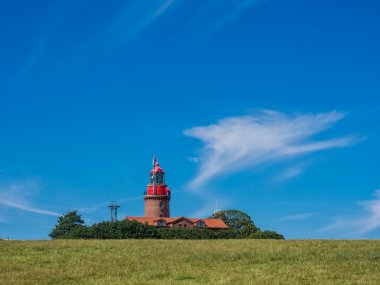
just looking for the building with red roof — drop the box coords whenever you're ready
[126,158,228,231]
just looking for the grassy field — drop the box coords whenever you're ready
[1,239,380,284]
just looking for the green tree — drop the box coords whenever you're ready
[250,230,284,240]
[209,209,260,236]
[49,211,85,239]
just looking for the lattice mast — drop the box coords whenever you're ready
[108,201,121,222]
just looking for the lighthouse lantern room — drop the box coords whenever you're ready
[144,157,171,217]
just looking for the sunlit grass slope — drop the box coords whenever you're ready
[1,239,380,284]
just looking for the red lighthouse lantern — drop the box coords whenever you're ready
[144,157,171,217]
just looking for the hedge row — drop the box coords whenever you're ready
[51,220,284,240]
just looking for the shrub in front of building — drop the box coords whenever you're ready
[50,211,284,240]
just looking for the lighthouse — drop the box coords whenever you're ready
[144,157,171,217]
[127,158,228,230]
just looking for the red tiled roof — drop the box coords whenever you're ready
[198,218,229,229]
[166,216,194,224]
[126,216,228,229]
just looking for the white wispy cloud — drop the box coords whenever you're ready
[155,0,176,16]
[322,190,380,236]
[78,195,142,214]
[0,198,60,217]
[184,110,358,188]
[190,205,215,218]
[101,0,176,47]
[181,0,267,42]
[206,0,265,35]
[189,192,230,218]
[277,167,304,181]
[0,180,60,217]
[280,213,315,221]
[94,0,266,51]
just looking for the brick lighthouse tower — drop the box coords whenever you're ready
[144,157,171,217]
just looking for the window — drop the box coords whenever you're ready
[184,224,187,228]
[150,173,164,184]
[157,220,166,227]
[196,221,205,228]
[179,224,182,228]
[156,173,164,184]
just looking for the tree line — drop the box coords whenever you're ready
[49,210,284,240]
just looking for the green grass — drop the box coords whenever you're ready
[1,239,380,284]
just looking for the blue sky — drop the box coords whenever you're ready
[0,0,379,239]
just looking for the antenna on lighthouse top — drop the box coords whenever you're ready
[152,155,157,167]
[152,155,157,195]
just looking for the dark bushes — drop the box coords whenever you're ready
[91,220,160,239]
[250,230,285,240]
[50,212,284,240]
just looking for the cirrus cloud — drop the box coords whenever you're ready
[322,190,380,236]
[280,213,315,221]
[184,110,359,188]
[0,180,60,217]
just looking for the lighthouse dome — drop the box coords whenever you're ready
[150,163,165,174]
